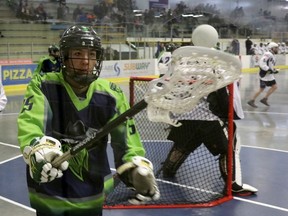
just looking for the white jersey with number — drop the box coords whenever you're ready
[259,51,276,81]
[157,51,172,76]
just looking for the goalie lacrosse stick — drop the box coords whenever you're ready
[52,46,241,168]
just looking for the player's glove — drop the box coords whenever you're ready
[117,156,160,205]
[267,69,279,74]
[23,136,69,183]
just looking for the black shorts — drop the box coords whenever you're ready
[260,79,276,88]
[167,120,228,156]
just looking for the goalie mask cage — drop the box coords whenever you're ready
[104,76,234,209]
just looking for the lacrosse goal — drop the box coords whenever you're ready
[104,76,234,209]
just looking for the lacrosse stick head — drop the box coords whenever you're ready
[144,46,241,126]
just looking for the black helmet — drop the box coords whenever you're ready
[59,25,104,86]
[165,43,176,52]
[48,44,60,54]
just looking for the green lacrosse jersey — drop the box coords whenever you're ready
[17,72,145,216]
[34,56,61,74]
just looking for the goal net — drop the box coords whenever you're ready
[104,76,234,209]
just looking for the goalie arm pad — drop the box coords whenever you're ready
[117,156,160,204]
[23,136,69,183]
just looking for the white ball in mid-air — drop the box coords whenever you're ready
[192,24,219,48]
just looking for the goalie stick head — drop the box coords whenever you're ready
[144,46,241,126]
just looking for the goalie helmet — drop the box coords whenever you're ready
[59,25,104,87]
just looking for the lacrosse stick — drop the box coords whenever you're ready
[52,46,241,168]
[145,46,241,125]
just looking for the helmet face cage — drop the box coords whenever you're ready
[59,25,104,86]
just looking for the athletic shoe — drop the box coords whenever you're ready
[232,182,258,196]
[247,100,257,108]
[260,98,269,106]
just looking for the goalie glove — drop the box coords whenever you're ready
[117,156,160,205]
[23,136,69,183]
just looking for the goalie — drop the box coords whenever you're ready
[18,25,159,216]
[161,81,258,196]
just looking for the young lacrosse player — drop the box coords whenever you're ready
[34,44,61,74]
[0,80,7,112]
[18,25,159,216]
[247,42,279,108]
[161,81,258,196]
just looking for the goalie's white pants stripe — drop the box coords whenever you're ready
[234,133,242,186]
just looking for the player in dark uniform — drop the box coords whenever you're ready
[34,44,61,74]
[18,25,159,216]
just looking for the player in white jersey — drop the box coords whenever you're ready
[157,43,176,77]
[247,42,279,108]
[258,43,265,56]
[0,80,7,112]
[279,42,287,54]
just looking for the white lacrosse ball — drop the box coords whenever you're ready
[192,24,219,48]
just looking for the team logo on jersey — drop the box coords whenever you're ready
[110,82,122,93]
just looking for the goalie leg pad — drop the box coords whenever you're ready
[219,126,258,196]
[162,146,190,178]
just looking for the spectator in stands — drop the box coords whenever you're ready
[35,3,47,23]
[17,0,35,23]
[57,2,69,20]
[0,31,4,38]
[76,12,89,23]
[28,3,36,18]
[73,4,83,21]
[245,36,253,55]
